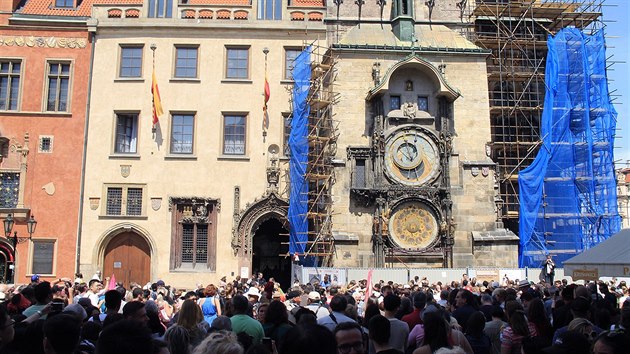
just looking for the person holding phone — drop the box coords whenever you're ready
[23,281,54,320]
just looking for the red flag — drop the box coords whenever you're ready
[151,69,163,126]
[263,75,270,131]
[365,269,373,300]
[108,273,117,290]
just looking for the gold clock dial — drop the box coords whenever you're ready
[384,128,440,186]
[388,202,438,249]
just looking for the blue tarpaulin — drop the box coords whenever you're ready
[518,28,620,268]
[288,47,311,256]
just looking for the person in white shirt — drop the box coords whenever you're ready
[86,279,103,307]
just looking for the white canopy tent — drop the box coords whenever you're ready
[564,228,630,280]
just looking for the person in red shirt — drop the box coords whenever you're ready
[402,292,426,331]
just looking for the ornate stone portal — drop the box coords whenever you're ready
[231,192,289,257]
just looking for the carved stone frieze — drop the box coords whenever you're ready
[168,197,220,213]
[231,191,289,256]
[168,197,219,224]
[0,36,87,49]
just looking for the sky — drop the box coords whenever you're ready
[604,2,630,167]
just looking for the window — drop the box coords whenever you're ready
[0,172,19,208]
[170,114,194,154]
[390,95,401,110]
[223,114,246,155]
[170,198,218,270]
[119,46,143,78]
[226,48,249,79]
[39,136,53,153]
[174,47,198,79]
[45,62,70,112]
[417,96,429,112]
[148,0,173,18]
[354,160,366,188]
[283,114,291,157]
[284,49,301,80]
[31,240,55,275]
[104,185,145,216]
[114,113,138,154]
[55,0,73,8]
[257,0,282,20]
[0,60,21,111]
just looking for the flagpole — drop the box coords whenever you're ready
[263,47,269,142]
[151,43,157,134]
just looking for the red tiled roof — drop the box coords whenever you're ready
[125,8,139,17]
[107,8,121,17]
[182,9,196,18]
[291,0,324,7]
[307,12,322,20]
[20,0,142,17]
[216,9,230,19]
[186,0,250,5]
[198,9,213,18]
[233,10,248,19]
[290,11,304,20]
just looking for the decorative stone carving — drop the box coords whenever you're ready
[403,102,416,120]
[151,197,162,211]
[0,36,87,49]
[266,153,280,193]
[120,165,131,178]
[231,192,289,256]
[482,166,489,177]
[89,197,100,211]
[168,197,220,213]
[42,182,55,196]
[372,62,381,85]
[471,167,480,177]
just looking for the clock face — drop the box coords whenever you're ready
[388,201,439,249]
[384,128,440,186]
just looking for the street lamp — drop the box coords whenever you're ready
[3,213,37,283]
[3,213,37,246]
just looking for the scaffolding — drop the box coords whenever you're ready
[466,0,607,231]
[288,44,339,265]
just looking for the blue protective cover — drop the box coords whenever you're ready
[518,28,620,268]
[288,47,311,256]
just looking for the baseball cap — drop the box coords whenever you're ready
[308,291,321,301]
[31,274,40,282]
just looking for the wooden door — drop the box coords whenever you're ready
[103,232,150,288]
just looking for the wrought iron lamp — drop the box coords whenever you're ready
[3,213,37,247]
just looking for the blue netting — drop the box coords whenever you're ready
[288,47,311,256]
[518,28,621,268]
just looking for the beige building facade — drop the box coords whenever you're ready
[80,1,326,288]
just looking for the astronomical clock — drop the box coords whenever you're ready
[347,64,456,267]
[384,127,440,186]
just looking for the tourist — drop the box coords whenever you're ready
[230,294,264,345]
[334,321,365,354]
[177,299,209,347]
[198,284,221,326]
[318,294,356,331]
[262,300,293,349]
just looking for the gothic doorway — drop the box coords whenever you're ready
[103,232,150,288]
[252,218,290,290]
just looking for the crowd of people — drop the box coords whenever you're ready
[0,270,628,354]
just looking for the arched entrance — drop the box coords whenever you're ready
[103,232,150,288]
[252,218,290,290]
